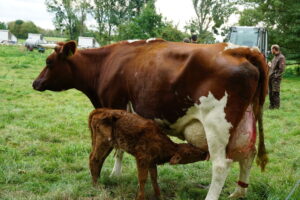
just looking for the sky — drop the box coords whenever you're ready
[0,0,239,32]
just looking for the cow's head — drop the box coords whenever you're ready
[32,41,77,92]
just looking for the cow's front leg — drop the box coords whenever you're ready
[229,150,256,198]
[205,136,233,200]
[110,149,124,177]
[199,92,233,200]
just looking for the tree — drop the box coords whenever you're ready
[45,0,88,40]
[239,0,300,60]
[116,3,164,40]
[8,20,39,39]
[76,0,91,36]
[117,3,186,42]
[0,21,7,29]
[91,0,155,43]
[160,23,188,42]
[187,0,238,43]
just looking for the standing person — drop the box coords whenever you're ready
[268,44,286,109]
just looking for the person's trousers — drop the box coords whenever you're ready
[269,76,281,109]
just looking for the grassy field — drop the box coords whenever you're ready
[0,45,299,200]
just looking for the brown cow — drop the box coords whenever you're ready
[33,39,268,200]
[89,108,208,200]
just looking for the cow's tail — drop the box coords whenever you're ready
[225,46,269,171]
[256,105,268,171]
[246,49,269,172]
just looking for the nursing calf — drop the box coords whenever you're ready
[89,108,208,200]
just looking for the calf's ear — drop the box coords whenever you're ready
[62,41,77,58]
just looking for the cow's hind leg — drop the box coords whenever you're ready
[110,149,124,177]
[198,93,233,200]
[229,150,256,198]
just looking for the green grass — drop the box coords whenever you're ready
[0,45,299,200]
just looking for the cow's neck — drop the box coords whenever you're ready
[70,48,111,108]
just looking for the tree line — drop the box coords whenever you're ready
[43,0,192,44]
[1,0,299,60]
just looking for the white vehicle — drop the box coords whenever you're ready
[227,26,268,58]
[25,33,47,49]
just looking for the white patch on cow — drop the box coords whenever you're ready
[199,93,233,200]
[186,95,193,101]
[170,92,232,200]
[110,149,123,177]
[224,42,261,53]
[183,120,207,149]
[126,101,136,114]
[251,46,261,52]
[127,39,140,43]
[224,42,248,50]
[146,38,157,43]
[154,118,171,126]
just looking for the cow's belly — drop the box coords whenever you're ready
[159,99,256,161]
[182,120,208,151]
[227,106,257,160]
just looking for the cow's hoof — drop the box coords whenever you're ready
[228,187,247,198]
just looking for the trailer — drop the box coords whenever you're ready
[0,30,17,44]
[78,37,100,48]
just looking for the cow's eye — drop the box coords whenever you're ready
[46,59,53,67]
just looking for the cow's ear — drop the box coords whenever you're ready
[62,41,77,58]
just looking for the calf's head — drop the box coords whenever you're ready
[32,41,77,92]
[169,143,208,165]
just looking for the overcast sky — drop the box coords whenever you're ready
[0,0,238,32]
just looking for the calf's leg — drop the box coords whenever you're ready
[136,160,149,200]
[149,165,161,198]
[110,149,124,177]
[229,150,256,198]
[89,140,113,185]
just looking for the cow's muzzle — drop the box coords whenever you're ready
[32,79,46,91]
